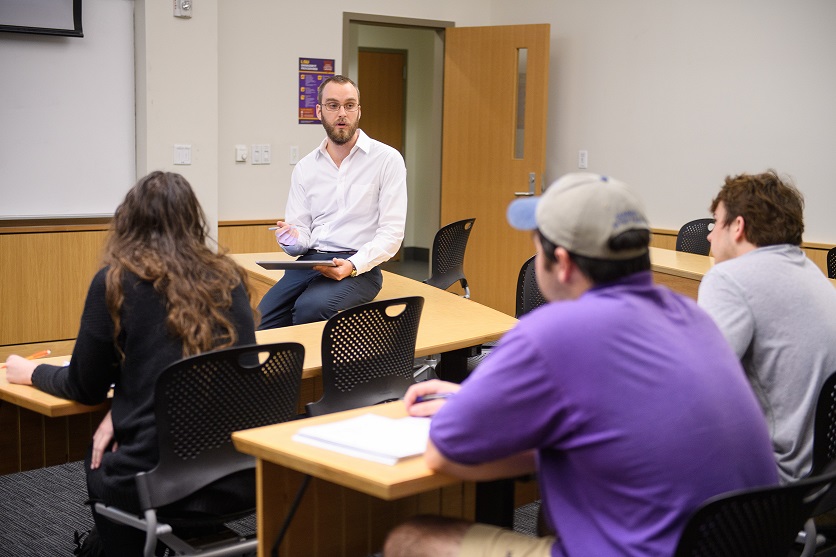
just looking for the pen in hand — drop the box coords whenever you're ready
[1,349,51,370]
[415,393,454,403]
[269,224,298,246]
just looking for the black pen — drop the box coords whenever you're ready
[415,393,454,403]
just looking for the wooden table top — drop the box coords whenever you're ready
[2,253,518,416]
[649,246,836,287]
[232,400,459,500]
[237,252,519,380]
[0,355,109,417]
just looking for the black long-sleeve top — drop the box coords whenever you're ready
[32,267,256,509]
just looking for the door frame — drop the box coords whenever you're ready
[343,13,453,260]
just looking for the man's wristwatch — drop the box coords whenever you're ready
[349,262,358,278]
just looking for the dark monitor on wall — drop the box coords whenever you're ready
[0,0,83,38]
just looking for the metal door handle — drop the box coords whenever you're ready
[514,172,537,197]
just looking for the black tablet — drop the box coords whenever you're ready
[256,260,338,270]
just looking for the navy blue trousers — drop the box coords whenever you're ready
[257,251,383,329]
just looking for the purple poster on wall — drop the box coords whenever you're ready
[299,58,335,124]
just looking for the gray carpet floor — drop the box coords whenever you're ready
[0,461,539,556]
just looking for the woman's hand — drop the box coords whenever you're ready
[91,410,118,470]
[4,355,37,385]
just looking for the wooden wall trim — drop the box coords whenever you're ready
[219,219,276,227]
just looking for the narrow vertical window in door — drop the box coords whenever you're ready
[514,48,528,160]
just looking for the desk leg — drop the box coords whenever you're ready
[256,460,284,557]
[434,347,478,383]
[475,479,515,528]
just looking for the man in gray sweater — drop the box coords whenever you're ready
[698,169,836,483]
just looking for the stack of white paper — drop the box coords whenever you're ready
[292,413,431,465]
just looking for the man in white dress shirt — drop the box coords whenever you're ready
[258,75,407,328]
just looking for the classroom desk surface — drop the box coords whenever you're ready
[233,400,456,501]
[649,246,836,299]
[2,254,517,417]
[0,355,109,417]
[232,400,470,557]
[649,246,714,280]
[237,252,519,381]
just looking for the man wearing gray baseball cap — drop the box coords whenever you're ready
[384,173,777,557]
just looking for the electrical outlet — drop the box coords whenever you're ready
[578,150,588,169]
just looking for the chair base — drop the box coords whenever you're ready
[95,502,257,557]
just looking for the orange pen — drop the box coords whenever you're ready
[0,349,51,369]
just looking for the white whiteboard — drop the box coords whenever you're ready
[0,0,134,219]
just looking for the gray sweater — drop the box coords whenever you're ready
[698,244,836,483]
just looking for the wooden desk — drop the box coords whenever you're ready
[1,254,516,472]
[0,356,109,418]
[233,401,472,557]
[650,247,836,299]
[0,354,110,474]
[650,247,714,299]
[237,252,519,383]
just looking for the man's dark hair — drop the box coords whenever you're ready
[538,229,651,285]
[710,169,804,247]
[317,75,360,103]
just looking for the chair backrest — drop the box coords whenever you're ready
[811,371,836,477]
[136,342,305,510]
[676,218,715,256]
[425,218,475,296]
[672,468,836,557]
[827,247,836,279]
[306,296,425,417]
[515,255,547,318]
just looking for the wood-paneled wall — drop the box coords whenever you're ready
[0,220,278,473]
[1,220,833,474]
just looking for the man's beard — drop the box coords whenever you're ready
[322,117,359,145]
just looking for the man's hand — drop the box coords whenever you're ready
[272,221,298,246]
[315,258,355,280]
[404,379,461,417]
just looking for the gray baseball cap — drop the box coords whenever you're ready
[506,173,650,260]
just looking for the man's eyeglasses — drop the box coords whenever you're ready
[320,101,360,113]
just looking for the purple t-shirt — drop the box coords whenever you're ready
[431,272,778,557]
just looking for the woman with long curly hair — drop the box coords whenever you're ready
[5,171,258,556]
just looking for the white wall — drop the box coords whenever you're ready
[0,0,134,219]
[492,0,836,242]
[135,0,220,240]
[217,1,489,228]
[4,0,836,245]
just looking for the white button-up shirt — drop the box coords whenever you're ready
[281,130,407,274]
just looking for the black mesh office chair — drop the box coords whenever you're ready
[306,296,424,417]
[672,468,836,557]
[802,371,836,550]
[676,218,715,256]
[424,218,475,298]
[272,298,424,556]
[811,372,836,478]
[827,247,836,279]
[465,255,546,373]
[515,255,547,317]
[94,342,305,557]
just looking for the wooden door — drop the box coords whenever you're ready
[358,49,406,154]
[441,24,550,315]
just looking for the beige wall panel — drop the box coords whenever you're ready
[0,230,105,345]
